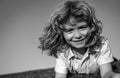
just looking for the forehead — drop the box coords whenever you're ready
[63,16,88,28]
[64,21,88,29]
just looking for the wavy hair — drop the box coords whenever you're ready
[39,0,104,57]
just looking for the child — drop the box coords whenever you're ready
[39,0,120,78]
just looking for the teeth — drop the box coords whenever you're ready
[78,39,84,41]
[75,39,84,42]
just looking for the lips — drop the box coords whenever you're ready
[73,38,85,42]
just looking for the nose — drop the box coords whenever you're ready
[74,30,82,39]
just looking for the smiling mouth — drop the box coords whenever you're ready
[73,38,85,42]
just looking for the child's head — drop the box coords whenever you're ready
[39,0,103,57]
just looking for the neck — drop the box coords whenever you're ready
[72,47,88,55]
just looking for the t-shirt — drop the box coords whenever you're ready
[55,39,114,74]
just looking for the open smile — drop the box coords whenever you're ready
[73,38,85,42]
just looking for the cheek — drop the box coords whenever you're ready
[84,31,89,36]
[84,31,91,40]
[63,33,73,41]
[82,29,90,36]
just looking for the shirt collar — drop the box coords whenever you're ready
[66,48,89,60]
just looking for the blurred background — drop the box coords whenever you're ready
[0,0,120,75]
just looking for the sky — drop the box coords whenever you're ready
[0,0,120,75]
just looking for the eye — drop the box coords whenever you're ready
[78,25,88,29]
[65,28,73,33]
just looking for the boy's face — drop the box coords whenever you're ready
[63,21,90,49]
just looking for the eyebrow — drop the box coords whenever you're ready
[63,22,88,29]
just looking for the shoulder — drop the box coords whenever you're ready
[100,38,110,52]
[95,37,111,56]
[96,38,113,65]
[101,37,109,45]
[93,37,109,52]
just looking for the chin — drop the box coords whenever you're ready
[71,44,85,49]
[71,40,86,48]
